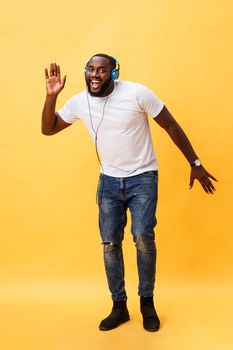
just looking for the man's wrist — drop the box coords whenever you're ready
[46,93,58,100]
[190,158,202,167]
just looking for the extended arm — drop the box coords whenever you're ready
[41,63,71,135]
[154,105,217,194]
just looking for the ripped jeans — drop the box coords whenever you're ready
[97,171,158,301]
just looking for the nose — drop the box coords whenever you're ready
[91,69,100,78]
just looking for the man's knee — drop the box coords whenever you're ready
[102,241,122,252]
[135,235,155,252]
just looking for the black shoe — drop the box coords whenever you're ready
[99,300,130,331]
[140,296,160,332]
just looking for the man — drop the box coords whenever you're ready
[41,54,217,332]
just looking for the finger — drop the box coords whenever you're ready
[202,178,216,194]
[54,63,57,76]
[200,182,209,194]
[201,177,214,194]
[45,68,49,79]
[209,181,216,192]
[50,63,54,77]
[207,186,214,194]
[189,176,194,189]
[208,173,218,182]
[57,65,61,79]
[203,177,216,194]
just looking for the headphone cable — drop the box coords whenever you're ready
[86,91,109,204]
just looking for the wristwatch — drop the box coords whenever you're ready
[190,159,201,167]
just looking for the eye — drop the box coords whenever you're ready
[87,66,94,72]
[99,68,106,74]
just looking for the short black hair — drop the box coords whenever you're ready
[89,53,116,69]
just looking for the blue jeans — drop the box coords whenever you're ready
[97,170,158,301]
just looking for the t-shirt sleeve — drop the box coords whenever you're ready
[136,83,164,118]
[57,95,80,124]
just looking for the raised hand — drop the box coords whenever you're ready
[189,165,217,194]
[45,63,66,96]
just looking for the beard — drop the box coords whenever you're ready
[85,77,112,97]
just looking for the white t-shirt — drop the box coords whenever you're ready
[57,80,164,177]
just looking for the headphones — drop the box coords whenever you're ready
[84,56,120,80]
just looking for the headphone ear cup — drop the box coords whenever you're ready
[84,67,87,76]
[111,69,119,80]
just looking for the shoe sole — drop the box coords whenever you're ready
[99,315,130,331]
[144,325,160,332]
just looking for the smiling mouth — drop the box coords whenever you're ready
[91,80,102,89]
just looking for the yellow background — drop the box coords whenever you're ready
[0,0,232,349]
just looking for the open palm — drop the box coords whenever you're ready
[45,63,66,96]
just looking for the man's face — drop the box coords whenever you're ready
[85,56,114,97]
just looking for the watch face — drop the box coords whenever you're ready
[195,159,201,166]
